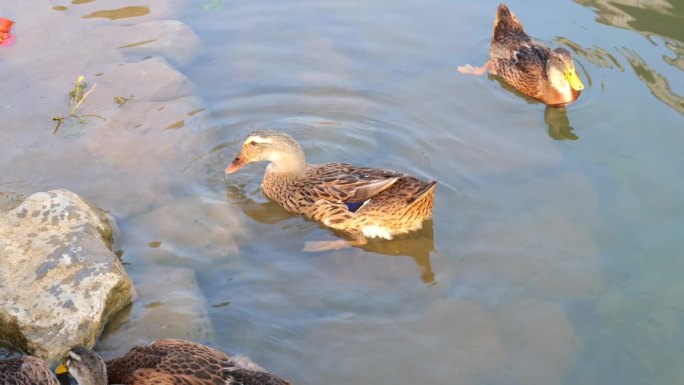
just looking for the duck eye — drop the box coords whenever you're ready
[248,140,257,146]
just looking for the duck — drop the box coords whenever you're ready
[225,130,437,251]
[458,3,584,106]
[1,339,291,385]
[102,339,291,385]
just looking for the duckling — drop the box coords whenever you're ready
[458,3,584,106]
[226,130,437,251]
[53,339,291,385]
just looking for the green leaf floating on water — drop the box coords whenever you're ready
[202,0,223,11]
[64,125,84,136]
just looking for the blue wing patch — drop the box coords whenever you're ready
[344,200,367,212]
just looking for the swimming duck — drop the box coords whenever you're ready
[0,339,290,385]
[458,3,584,106]
[226,130,437,251]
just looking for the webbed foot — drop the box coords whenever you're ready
[457,62,490,76]
[303,240,353,252]
[303,234,368,252]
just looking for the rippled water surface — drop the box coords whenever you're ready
[2,0,684,384]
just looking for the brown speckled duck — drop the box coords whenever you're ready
[0,339,289,385]
[1,355,64,385]
[226,130,437,251]
[458,3,584,106]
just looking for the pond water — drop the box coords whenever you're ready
[1,0,683,384]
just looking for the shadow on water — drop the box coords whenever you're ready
[574,0,684,115]
[226,184,437,285]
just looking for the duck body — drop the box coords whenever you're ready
[459,3,584,106]
[105,339,291,385]
[262,162,436,241]
[47,339,289,385]
[227,130,437,249]
[0,356,60,385]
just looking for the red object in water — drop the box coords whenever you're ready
[0,17,15,47]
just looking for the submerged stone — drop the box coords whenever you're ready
[95,266,214,359]
[104,20,201,66]
[0,189,134,363]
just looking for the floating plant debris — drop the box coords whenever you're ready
[118,39,157,49]
[83,6,150,20]
[164,120,185,130]
[187,108,206,116]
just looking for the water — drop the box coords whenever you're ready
[1,0,684,384]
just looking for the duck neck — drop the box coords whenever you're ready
[546,66,577,104]
[262,151,305,204]
[70,370,108,385]
[266,149,306,178]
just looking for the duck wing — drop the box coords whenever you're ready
[307,163,402,204]
[106,339,230,385]
[0,357,60,385]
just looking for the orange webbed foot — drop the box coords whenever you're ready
[303,240,353,252]
[457,62,490,76]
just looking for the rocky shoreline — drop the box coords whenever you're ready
[0,1,218,363]
[0,190,133,363]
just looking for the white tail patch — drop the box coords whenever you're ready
[228,355,266,372]
[362,225,393,240]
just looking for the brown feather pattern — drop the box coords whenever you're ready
[0,356,60,385]
[488,3,581,105]
[262,161,437,243]
[106,339,291,385]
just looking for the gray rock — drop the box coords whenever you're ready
[0,190,134,363]
[95,266,214,359]
[125,196,242,264]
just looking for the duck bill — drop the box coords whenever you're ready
[225,151,248,174]
[55,364,69,375]
[566,68,584,91]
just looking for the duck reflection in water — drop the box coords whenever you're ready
[226,183,437,285]
[544,106,578,140]
[488,76,581,140]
